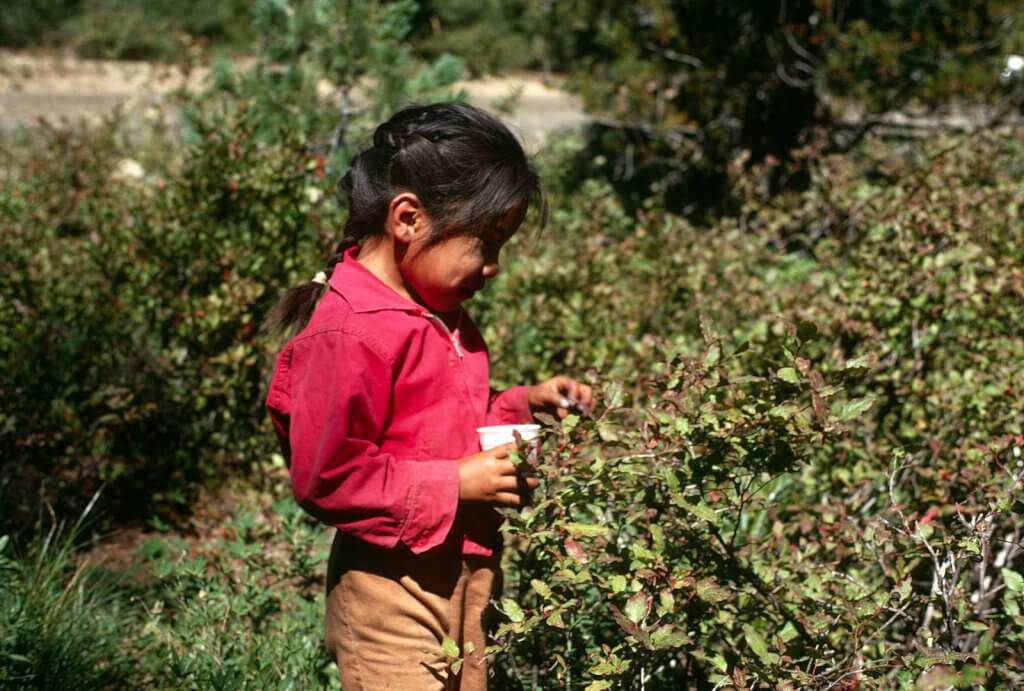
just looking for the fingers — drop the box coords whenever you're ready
[488,443,514,458]
[576,383,595,412]
[496,474,539,493]
[496,460,518,477]
[495,478,540,507]
[494,491,525,507]
[552,377,595,415]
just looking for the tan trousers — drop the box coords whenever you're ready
[325,533,500,690]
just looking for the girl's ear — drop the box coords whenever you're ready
[387,192,429,245]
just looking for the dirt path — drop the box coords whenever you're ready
[0,50,587,149]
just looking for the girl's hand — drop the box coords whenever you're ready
[458,444,539,507]
[527,376,595,418]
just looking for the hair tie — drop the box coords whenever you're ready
[311,271,328,285]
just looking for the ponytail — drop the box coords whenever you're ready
[263,237,358,339]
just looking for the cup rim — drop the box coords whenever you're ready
[475,423,541,434]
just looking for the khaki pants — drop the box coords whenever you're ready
[325,533,500,690]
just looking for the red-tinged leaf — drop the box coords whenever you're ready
[812,390,827,421]
[609,604,639,636]
[564,538,587,563]
[608,604,652,648]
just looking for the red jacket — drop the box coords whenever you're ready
[266,247,531,556]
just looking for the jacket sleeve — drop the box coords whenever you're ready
[486,385,533,425]
[268,329,460,554]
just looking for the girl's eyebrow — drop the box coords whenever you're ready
[495,221,519,241]
[483,226,512,245]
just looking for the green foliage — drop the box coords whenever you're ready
[410,0,540,76]
[0,488,336,688]
[132,496,336,689]
[0,0,256,58]
[492,330,853,687]
[0,110,338,534]
[529,0,1024,215]
[472,128,1024,687]
[0,497,133,690]
[0,0,83,49]
[197,0,465,167]
[63,2,186,60]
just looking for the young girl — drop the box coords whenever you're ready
[265,103,593,690]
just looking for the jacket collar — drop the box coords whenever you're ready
[328,245,425,314]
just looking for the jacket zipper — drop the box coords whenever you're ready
[424,311,464,359]
[425,309,481,427]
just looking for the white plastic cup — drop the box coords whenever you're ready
[477,424,541,504]
[476,424,541,451]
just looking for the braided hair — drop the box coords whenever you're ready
[265,102,545,338]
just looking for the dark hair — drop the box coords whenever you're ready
[266,102,545,337]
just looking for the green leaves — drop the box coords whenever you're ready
[531,578,553,599]
[1002,569,1024,593]
[682,500,720,525]
[623,592,650,625]
[703,342,722,368]
[835,396,876,421]
[500,598,525,624]
[743,625,779,666]
[441,637,461,659]
[695,580,731,604]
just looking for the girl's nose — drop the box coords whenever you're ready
[482,262,500,279]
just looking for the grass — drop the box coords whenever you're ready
[0,484,339,690]
[0,493,134,690]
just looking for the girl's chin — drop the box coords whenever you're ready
[423,293,468,313]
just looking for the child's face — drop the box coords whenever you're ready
[400,210,519,313]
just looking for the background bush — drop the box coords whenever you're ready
[0,111,337,536]
[0,0,254,57]
[476,129,1024,687]
[526,0,1024,217]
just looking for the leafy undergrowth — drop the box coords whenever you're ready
[1,478,340,690]
[476,129,1024,689]
[0,495,132,690]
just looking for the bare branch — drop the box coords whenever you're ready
[643,42,703,69]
